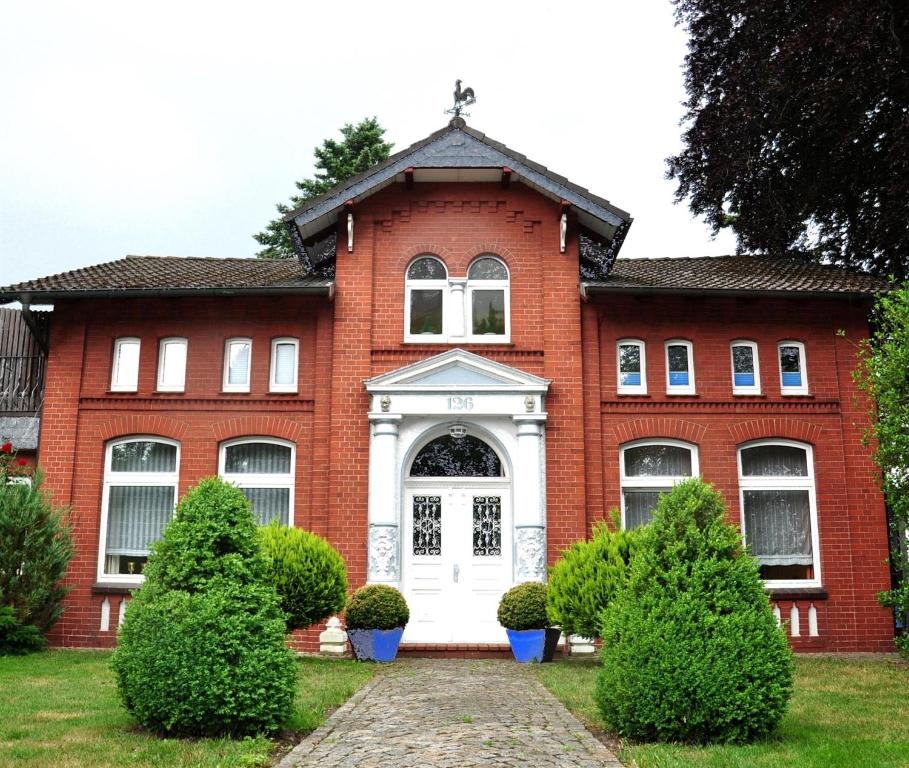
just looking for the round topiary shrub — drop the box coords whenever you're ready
[112,477,297,736]
[595,478,794,744]
[345,584,409,630]
[260,523,348,631]
[547,517,638,638]
[497,582,549,630]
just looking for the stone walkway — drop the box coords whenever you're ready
[278,659,623,768]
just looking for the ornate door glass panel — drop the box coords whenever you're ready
[473,495,502,556]
[413,495,442,555]
[409,435,502,477]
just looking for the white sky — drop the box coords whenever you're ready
[0,0,736,287]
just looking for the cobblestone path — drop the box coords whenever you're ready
[278,658,623,768]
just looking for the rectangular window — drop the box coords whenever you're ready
[111,337,140,392]
[157,338,187,392]
[223,338,251,392]
[779,342,808,394]
[409,290,444,336]
[731,341,761,395]
[617,340,646,394]
[665,341,695,394]
[269,338,298,392]
[471,290,506,336]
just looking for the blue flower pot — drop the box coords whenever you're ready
[506,628,546,663]
[348,628,404,662]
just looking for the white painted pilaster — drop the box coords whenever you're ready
[367,413,402,582]
[512,414,547,582]
[447,278,467,340]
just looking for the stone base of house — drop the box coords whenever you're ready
[397,643,520,659]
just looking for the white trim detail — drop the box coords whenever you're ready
[665,339,695,395]
[223,338,252,393]
[617,338,647,395]
[111,337,140,392]
[156,337,187,393]
[218,437,296,527]
[778,340,809,395]
[269,337,299,393]
[731,340,761,396]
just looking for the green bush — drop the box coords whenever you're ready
[112,477,296,736]
[345,585,409,630]
[0,471,73,653]
[497,582,549,630]
[595,479,794,744]
[547,516,638,637]
[260,523,348,631]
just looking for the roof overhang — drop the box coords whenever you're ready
[580,282,880,301]
[0,283,335,305]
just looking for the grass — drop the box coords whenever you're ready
[536,656,909,768]
[0,650,374,768]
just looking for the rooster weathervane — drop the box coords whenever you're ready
[446,79,476,119]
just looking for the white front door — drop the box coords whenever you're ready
[402,483,512,643]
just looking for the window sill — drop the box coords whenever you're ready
[107,390,138,395]
[732,392,765,398]
[766,586,827,601]
[666,392,698,397]
[92,581,141,594]
[780,392,813,398]
[617,392,649,398]
[268,390,299,396]
[154,390,185,395]
[220,390,251,395]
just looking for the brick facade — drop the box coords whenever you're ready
[37,181,894,652]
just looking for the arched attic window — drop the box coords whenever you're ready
[405,256,447,341]
[467,256,510,341]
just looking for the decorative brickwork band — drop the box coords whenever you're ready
[368,524,399,582]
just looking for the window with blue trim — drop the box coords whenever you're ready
[731,341,761,395]
[665,340,695,394]
[778,342,808,394]
[617,340,646,394]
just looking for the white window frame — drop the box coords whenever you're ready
[110,337,141,392]
[465,256,511,344]
[269,337,299,393]
[97,436,180,585]
[778,340,809,395]
[731,340,761,396]
[619,439,699,529]
[617,339,647,395]
[219,437,295,526]
[737,439,821,588]
[223,338,252,393]
[404,256,448,343]
[665,339,696,395]
[156,337,187,392]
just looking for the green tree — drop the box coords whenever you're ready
[668,1,909,279]
[854,285,909,657]
[254,117,393,260]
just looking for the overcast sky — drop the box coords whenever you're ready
[0,1,737,287]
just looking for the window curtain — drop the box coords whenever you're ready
[623,490,662,529]
[224,443,291,474]
[228,343,250,385]
[105,485,175,556]
[624,445,692,477]
[241,487,289,525]
[273,343,296,385]
[743,490,812,565]
[111,441,177,473]
[741,445,807,476]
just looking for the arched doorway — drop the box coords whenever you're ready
[401,429,512,643]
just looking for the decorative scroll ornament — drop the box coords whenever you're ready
[368,525,399,581]
[515,526,546,581]
[473,496,502,556]
[412,496,442,555]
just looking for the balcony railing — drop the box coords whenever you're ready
[0,355,46,414]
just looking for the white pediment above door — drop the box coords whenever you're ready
[364,348,551,394]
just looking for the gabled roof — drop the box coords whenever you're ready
[0,255,333,303]
[284,118,633,248]
[582,256,887,298]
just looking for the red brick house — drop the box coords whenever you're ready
[0,118,895,652]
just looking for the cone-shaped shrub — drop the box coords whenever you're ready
[595,478,793,744]
[260,523,348,631]
[547,517,638,638]
[112,477,296,736]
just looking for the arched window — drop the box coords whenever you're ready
[99,437,179,581]
[620,440,698,529]
[466,256,509,341]
[738,440,820,586]
[405,256,447,341]
[409,434,503,478]
[219,438,295,526]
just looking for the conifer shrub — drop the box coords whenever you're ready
[0,471,73,654]
[112,477,296,736]
[260,523,348,631]
[547,517,638,637]
[345,584,409,630]
[595,479,793,744]
[497,582,549,630]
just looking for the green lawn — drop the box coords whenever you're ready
[0,650,374,768]
[537,656,909,768]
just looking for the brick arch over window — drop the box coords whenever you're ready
[393,243,456,273]
[467,243,516,268]
[728,419,823,446]
[210,416,305,443]
[93,415,190,443]
[610,417,707,445]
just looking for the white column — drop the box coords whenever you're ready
[512,414,547,582]
[448,278,467,340]
[367,412,402,582]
